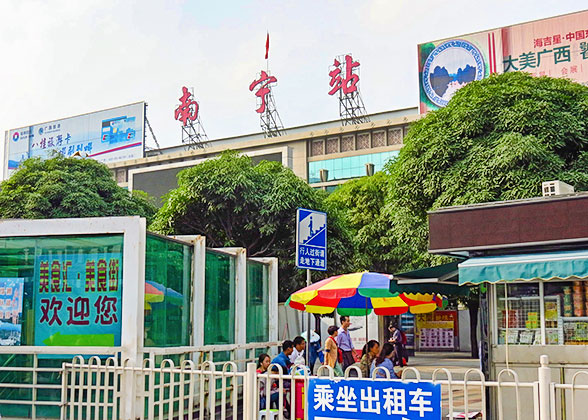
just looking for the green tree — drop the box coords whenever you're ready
[383,72,588,356]
[386,72,588,269]
[0,156,157,221]
[326,172,399,272]
[150,151,353,301]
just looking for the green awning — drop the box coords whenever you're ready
[458,250,588,285]
[391,261,470,296]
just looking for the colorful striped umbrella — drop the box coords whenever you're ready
[287,272,443,316]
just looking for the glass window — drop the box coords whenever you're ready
[144,234,192,347]
[0,235,124,348]
[547,281,588,345]
[246,261,269,343]
[496,283,540,345]
[495,281,588,345]
[204,251,236,345]
[308,150,399,183]
[0,234,123,419]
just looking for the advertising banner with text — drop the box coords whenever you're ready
[34,252,123,348]
[5,102,145,178]
[418,10,588,113]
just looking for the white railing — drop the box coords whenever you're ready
[143,340,280,367]
[59,357,545,420]
[0,342,278,420]
[2,352,581,420]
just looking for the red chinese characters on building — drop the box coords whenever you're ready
[328,54,360,96]
[174,86,199,126]
[249,71,277,114]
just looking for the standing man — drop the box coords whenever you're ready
[336,316,356,371]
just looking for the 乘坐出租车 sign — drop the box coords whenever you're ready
[308,377,441,419]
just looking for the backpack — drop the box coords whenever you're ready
[400,330,407,345]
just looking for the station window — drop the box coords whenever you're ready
[308,150,399,183]
[246,261,269,343]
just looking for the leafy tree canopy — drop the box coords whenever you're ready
[150,151,354,300]
[326,172,397,272]
[0,156,157,222]
[384,71,588,270]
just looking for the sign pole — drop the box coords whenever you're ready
[306,269,311,368]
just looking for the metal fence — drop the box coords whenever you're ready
[0,342,279,420]
[59,357,556,420]
[0,346,120,420]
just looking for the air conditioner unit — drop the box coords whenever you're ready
[542,180,574,197]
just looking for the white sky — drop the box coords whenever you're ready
[0,0,585,154]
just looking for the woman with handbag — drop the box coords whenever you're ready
[324,325,344,376]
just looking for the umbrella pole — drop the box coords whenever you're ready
[365,298,368,347]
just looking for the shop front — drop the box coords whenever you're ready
[428,192,588,416]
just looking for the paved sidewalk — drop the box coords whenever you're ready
[406,352,485,417]
[409,351,480,368]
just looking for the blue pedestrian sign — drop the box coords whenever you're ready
[307,378,441,420]
[296,208,327,271]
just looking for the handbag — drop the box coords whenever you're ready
[326,336,343,364]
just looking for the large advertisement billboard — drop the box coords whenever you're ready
[418,30,502,113]
[418,10,588,113]
[4,102,145,178]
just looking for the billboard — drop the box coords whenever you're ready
[4,102,145,178]
[418,10,588,113]
[418,30,502,113]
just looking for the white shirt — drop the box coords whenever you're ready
[289,347,304,364]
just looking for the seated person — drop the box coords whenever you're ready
[257,353,279,410]
[370,342,401,379]
[271,340,294,374]
[289,336,306,365]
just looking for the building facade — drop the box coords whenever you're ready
[108,108,419,204]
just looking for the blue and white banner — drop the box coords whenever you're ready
[5,102,145,177]
[308,378,441,420]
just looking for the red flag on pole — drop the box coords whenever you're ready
[265,32,269,60]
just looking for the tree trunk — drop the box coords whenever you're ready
[468,299,480,359]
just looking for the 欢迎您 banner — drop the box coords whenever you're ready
[34,252,123,347]
[5,102,145,178]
